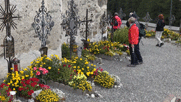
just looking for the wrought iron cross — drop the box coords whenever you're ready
[0,0,21,33]
[143,12,152,29]
[118,8,126,20]
[61,0,80,58]
[100,11,109,40]
[32,0,54,56]
[0,0,21,73]
[133,11,140,20]
[143,12,152,23]
[80,9,93,48]
[169,15,175,29]
[32,0,54,48]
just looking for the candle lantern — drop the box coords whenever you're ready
[11,58,20,71]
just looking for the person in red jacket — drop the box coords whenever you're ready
[112,12,122,31]
[127,17,143,67]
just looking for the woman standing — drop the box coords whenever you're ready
[155,14,165,47]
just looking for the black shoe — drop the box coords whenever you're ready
[159,43,164,47]
[156,44,159,47]
[127,64,136,67]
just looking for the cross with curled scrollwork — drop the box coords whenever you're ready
[0,0,21,35]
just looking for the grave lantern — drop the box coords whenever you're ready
[11,58,20,72]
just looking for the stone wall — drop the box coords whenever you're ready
[0,0,107,79]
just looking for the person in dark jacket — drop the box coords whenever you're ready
[155,14,165,47]
[127,17,143,67]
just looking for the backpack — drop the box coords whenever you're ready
[139,23,146,37]
[114,19,118,26]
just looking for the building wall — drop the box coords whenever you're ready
[0,0,107,79]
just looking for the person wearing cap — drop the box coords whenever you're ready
[127,17,143,67]
[155,14,165,47]
[126,12,140,29]
[112,12,122,31]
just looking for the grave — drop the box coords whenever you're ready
[0,0,108,79]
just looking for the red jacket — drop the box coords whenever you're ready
[113,16,122,29]
[128,24,139,45]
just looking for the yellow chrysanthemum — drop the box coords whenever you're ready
[48,67,51,70]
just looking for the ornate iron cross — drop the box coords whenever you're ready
[133,11,140,20]
[100,11,109,40]
[0,0,21,73]
[143,12,152,29]
[169,15,175,29]
[32,0,54,48]
[61,0,80,58]
[32,0,54,56]
[0,0,21,34]
[118,8,126,20]
[143,12,152,23]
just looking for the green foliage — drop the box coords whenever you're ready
[113,27,129,45]
[62,43,70,58]
[36,89,60,102]
[0,83,12,102]
[82,48,96,61]
[107,0,181,26]
[57,62,75,85]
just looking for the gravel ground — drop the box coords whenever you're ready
[1,38,181,102]
[64,38,181,102]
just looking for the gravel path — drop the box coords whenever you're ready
[1,38,181,102]
[64,38,181,102]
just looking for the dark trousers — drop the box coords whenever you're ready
[129,43,143,65]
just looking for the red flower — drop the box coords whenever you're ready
[22,79,26,81]
[31,78,39,82]
[39,83,44,88]
[68,65,71,67]
[22,84,26,87]
[63,64,66,67]
[0,83,6,88]
[28,90,34,95]
[31,82,37,87]
[18,88,24,91]
[25,79,31,85]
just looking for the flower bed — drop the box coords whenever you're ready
[1,53,120,101]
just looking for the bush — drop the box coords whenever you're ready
[30,55,61,82]
[82,48,96,61]
[36,89,60,102]
[0,83,13,102]
[56,60,75,85]
[68,73,92,92]
[94,71,115,88]
[113,27,129,45]
[61,43,70,58]
[71,56,96,77]
[163,28,180,40]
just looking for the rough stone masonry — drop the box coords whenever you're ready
[0,0,107,79]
